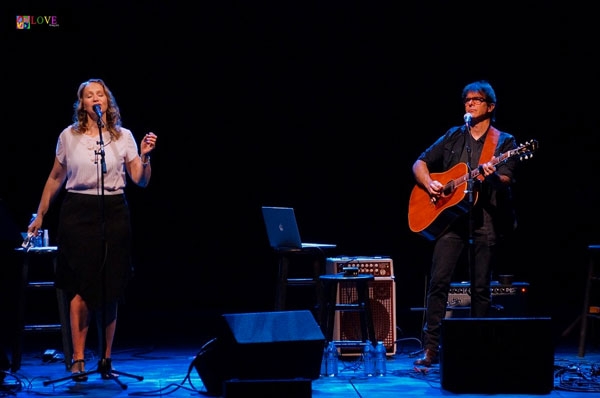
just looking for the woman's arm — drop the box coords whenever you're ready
[127,132,156,187]
[28,157,67,234]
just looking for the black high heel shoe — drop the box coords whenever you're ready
[71,359,88,382]
[100,358,118,379]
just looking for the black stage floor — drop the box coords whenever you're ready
[2,335,599,397]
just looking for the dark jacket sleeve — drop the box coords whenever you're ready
[494,131,518,182]
[417,126,464,172]
[487,130,519,238]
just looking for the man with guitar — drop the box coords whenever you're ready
[411,80,519,367]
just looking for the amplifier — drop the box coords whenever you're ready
[325,256,394,277]
[446,281,529,318]
[333,278,397,356]
[326,256,396,356]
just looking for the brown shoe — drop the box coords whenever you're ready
[413,348,438,367]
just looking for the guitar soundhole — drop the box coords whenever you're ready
[442,181,454,196]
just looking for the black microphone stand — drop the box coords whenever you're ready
[464,124,477,315]
[44,115,143,389]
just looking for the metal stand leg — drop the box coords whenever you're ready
[578,250,595,357]
[11,254,29,372]
[275,255,290,311]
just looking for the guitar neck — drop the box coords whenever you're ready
[450,149,515,187]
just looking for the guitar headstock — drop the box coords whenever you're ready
[516,139,538,161]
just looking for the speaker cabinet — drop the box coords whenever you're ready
[334,278,397,355]
[446,281,529,318]
[194,310,325,396]
[440,317,554,394]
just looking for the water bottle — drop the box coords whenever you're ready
[374,341,386,376]
[363,341,375,376]
[325,341,338,377]
[28,214,43,247]
[35,231,44,247]
[320,344,327,376]
[43,229,49,247]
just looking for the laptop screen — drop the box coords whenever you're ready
[261,206,303,249]
[261,206,336,250]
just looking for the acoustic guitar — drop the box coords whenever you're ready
[408,139,538,240]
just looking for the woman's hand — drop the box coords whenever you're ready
[140,132,157,157]
[27,215,43,236]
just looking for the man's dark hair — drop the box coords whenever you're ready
[462,80,497,122]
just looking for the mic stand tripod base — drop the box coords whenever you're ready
[42,358,144,389]
[98,357,144,387]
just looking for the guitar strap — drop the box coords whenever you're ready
[476,126,500,181]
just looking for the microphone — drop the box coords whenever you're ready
[92,104,105,127]
[92,104,102,118]
[464,113,472,127]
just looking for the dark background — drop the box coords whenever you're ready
[1,2,599,348]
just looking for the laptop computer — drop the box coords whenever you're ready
[261,206,336,250]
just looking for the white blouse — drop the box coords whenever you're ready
[56,126,139,195]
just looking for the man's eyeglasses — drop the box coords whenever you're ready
[463,97,487,105]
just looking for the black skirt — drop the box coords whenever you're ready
[55,192,133,309]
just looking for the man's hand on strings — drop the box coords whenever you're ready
[480,161,497,177]
[427,180,443,203]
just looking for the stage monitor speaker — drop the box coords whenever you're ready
[334,278,396,355]
[440,317,554,394]
[223,378,312,398]
[194,310,325,396]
